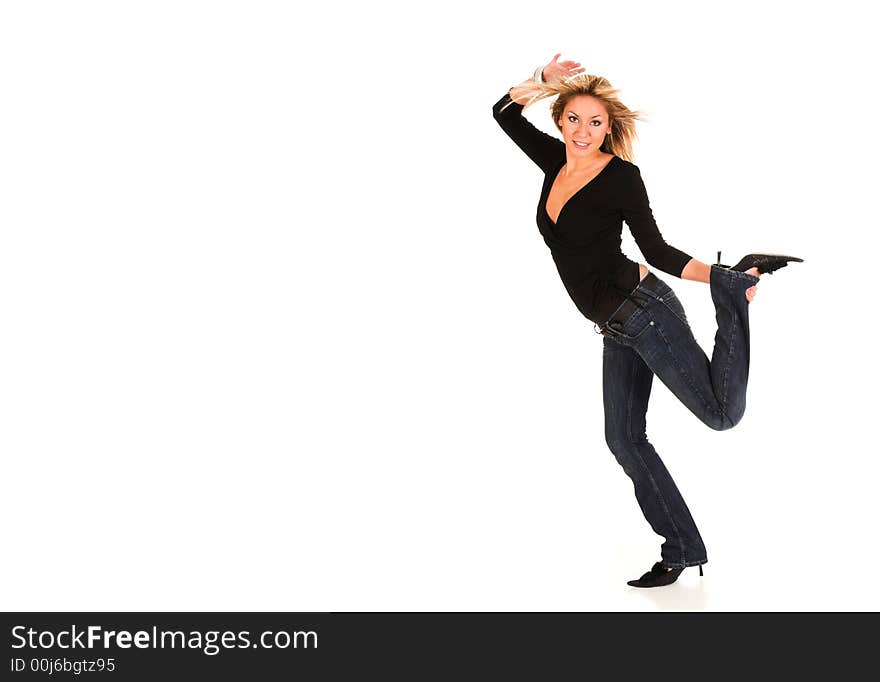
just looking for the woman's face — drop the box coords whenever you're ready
[558,95,612,157]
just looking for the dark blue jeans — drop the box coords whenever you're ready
[599,265,760,569]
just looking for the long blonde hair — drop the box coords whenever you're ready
[499,74,645,162]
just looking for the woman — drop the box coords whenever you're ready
[491,54,802,588]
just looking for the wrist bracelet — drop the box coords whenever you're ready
[533,65,544,83]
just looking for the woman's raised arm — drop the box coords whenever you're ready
[491,54,585,173]
[491,88,563,173]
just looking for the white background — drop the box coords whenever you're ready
[1,1,877,611]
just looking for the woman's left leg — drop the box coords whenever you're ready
[603,266,759,431]
[602,334,709,569]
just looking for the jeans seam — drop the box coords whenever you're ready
[713,263,759,284]
[719,272,739,428]
[657,293,689,328]
[652,320,718,425]
[662,559,707,569]
[625,353,686,567]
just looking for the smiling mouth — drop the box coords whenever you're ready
[574,141,590,147]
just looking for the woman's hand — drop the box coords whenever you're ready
[745,266,760,303]
[541,53,586,83]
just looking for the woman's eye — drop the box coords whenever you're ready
[569,116,602,125]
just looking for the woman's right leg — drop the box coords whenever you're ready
[602,334,708,569]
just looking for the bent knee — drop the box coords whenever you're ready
[706,408,744,431]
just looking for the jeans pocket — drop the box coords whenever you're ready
[605,307,654,342]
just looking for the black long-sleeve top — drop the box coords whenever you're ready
[492,90,694,326]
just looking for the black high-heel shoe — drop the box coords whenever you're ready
[716,251,804,275]
[626,561,704,588]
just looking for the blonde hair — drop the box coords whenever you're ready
[499,74,646,162]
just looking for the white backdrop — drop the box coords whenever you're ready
[1,0,877,611]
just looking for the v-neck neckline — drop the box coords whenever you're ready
[544,155,618,226]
